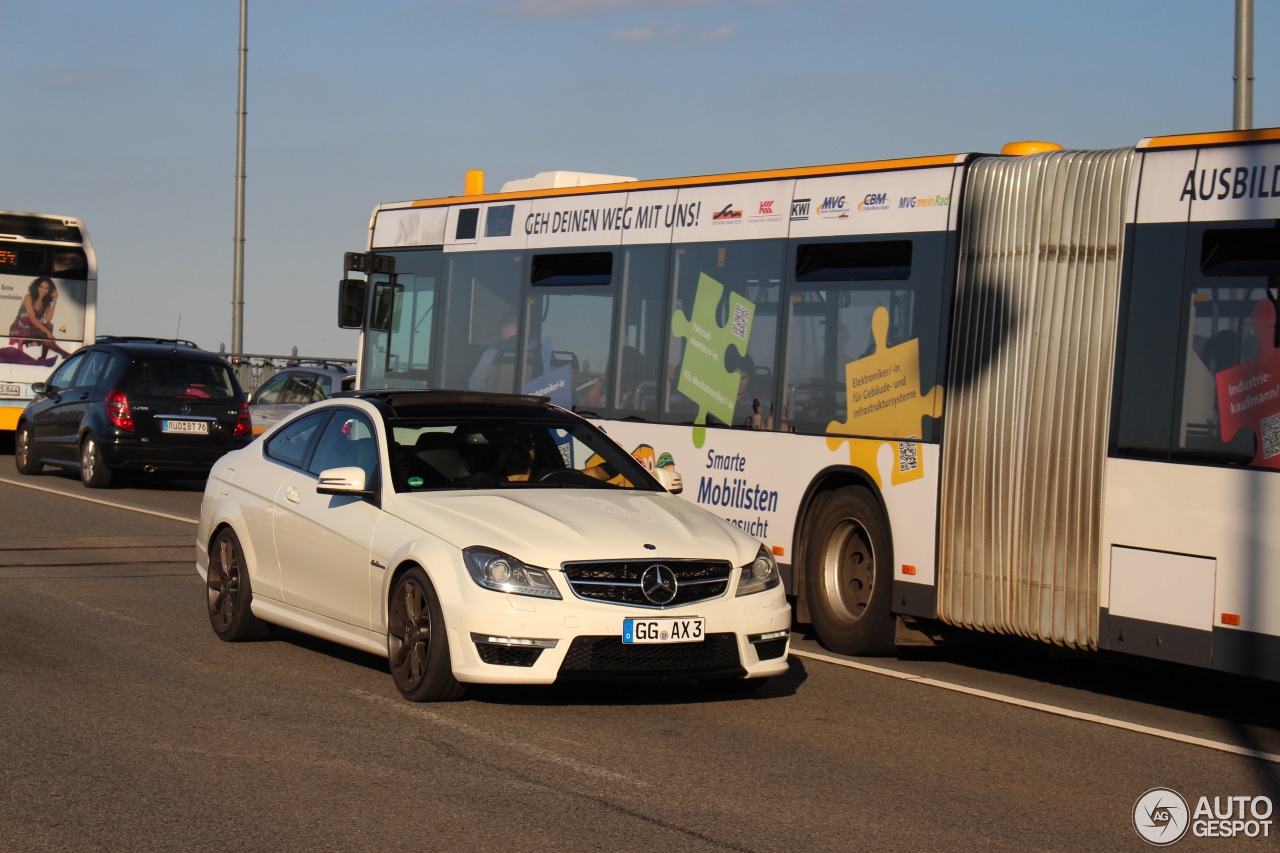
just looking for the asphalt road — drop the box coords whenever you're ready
[1,463,1278,851]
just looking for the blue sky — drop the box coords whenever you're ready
[2,0,1276,357]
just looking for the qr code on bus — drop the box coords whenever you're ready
[731,303,749,340]
[1263,412,1280,459]
[898,439,919,473]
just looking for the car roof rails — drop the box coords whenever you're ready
[289,359,353,371]
[96,335,200,348]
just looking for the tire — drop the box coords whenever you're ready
[387,567,463,702]
[803,486,896,656]
[14,422,42,475]
[206,527,270,642]
[79,435,113,489]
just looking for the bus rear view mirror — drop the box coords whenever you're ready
[369,281,403,332]
[338,278,366,329]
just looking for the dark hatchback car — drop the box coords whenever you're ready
[14,336,253,487]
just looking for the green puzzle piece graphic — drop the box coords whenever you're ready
[671,272,755,448]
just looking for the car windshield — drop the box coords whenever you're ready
[388,416,662,493]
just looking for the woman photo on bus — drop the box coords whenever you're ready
[8,277,69,360]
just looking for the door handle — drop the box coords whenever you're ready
[285,486,300,504]
[79,392,91,400]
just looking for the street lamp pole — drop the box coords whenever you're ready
[232,0,248,352]
[1234,0,1253,131]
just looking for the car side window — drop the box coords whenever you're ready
[46,352,85,391]
[252,372,289,405]
[307,411,378,485]
[264,411,329,469]
[74,351,113,390]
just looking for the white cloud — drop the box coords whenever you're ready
[497,0,709,16]
[697,23,735,41]
[612,25,683,41]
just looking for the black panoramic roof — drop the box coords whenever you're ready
[338,389,560,420]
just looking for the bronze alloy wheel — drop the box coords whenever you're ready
[206,528,268,642]
[387,568,462,702]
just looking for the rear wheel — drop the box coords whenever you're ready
[14,423,42,475]
[79,435,113,488]
[387,567,463,702]
[207,527,270,641]
[804,486,895,656]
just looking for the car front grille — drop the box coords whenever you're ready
[561,559,732,608]
[556,633,743,681]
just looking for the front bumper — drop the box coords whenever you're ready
[434,573,792,685]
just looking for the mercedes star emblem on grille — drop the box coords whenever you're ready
[640,564,678,605]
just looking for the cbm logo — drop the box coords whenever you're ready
[858,192,890,211]
[790,198,811,220]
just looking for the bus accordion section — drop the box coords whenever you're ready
[936,147,1134,652]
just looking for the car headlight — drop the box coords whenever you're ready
[735,545,780,596]
[463,547,562,599]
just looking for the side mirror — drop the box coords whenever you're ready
[338,278,367,329]
[316,466,374,498]
[652,467,683,494]
[31,381,48,395]
[369,280,403,333]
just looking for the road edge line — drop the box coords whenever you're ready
[0,475,198,525]
[790,648,1280,765]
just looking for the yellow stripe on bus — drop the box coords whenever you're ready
[1138,127,1280,149]
[408,153,970,208]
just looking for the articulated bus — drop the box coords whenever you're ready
[339,127,1280,681]
[0,211,96,433]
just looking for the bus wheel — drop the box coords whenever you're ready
[804,486,895,656]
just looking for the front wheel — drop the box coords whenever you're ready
[80,435,113,489]
[387,567,463,702]
[803,486,895,656]
[14,423,42,475]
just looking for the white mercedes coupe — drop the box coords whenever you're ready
[196,390,791,701]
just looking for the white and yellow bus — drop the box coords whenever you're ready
[0,211,96,433]
[340,127,1280,681]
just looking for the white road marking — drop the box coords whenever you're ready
[0,475,197,524]
[791,648,1280,765]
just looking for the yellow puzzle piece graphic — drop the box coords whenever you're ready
[826,306,943,488]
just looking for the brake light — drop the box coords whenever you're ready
[234,399,252,438]
[106,389,134,432]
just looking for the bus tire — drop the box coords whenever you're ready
[804,485,895,656]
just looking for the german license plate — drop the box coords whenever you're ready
[161,419,209,434]
[0,383,21,397]
[622,617,705,644]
